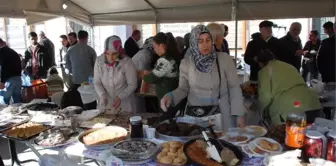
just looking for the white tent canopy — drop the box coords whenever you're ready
[0,0,334,25]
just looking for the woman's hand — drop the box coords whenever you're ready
[143,70,151,75]
[100,94,108,107]
[138,70,151,78]
[236,116,246,128]
[160,95,172,112]
[112,96,121,108]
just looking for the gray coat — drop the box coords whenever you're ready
[171,52,246,131]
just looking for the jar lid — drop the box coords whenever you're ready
[327,131,336,139]
[306,130,323,139]
[130,116,142,122]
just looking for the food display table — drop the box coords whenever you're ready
[0,101,335,166]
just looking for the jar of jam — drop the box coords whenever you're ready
[130,116,144,138]
[327,131,336,162]
[285,101,307,148]
[302,130,326,162]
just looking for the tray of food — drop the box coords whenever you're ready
[244,125,268,138]
[33,127,80,148]
[112,139,159,163]
[109,111,132,129]
[156,141,187,166]
[1,103,29,115]
[78,126,128,150]
[0,115,31,131]
[246,137,282,157]
[26,102,59,116]
[80,117,113,129]
[1,122,50,140]
[155,117,203,142]
[223,133,252,146]
[241,82,258,99]
[184,138,243,166]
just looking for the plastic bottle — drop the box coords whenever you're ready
[285,101,307,149]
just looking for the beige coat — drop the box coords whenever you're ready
[171,52,246,131]
[94,55,137,112]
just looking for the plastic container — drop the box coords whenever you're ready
[326,131,336,162]
[285,101,307,149]
[21,79,48,103]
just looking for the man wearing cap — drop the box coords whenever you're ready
[244,20,281,81]
[0,38,22,104]
[279,22,303,72]
[39,31,55,66]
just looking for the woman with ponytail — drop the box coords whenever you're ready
[142,32,181,102]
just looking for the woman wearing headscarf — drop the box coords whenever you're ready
[160,25,246,131]
[256,49,321,126]
[142,32,181,102]
[94,35,137,112]
[132,37,157,71]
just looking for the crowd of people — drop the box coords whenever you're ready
[0,20,334,132]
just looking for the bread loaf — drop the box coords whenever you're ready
[82,128,127,145]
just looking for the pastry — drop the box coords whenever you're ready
[258,139,280,151]
[82,127,126,145]
[3,122,48,139]
[157,141,186,166]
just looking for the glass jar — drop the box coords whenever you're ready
[302,130,324,162]
[327,131,336,162]
[285,102,307,148]
[130,116,144,138]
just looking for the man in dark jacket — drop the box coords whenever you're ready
[279,22,303,72]
[317,21,335,83]
[124,30,141,58]
[302,30,320,82]
[222,24,230,55]
[244,21,281,81]
[39,31,55,66]
[24,32,51,79]
[0,38,22,104]
[322,21,335,37]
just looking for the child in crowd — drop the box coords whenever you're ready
[46,67,64,96]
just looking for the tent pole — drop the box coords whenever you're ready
[232,0,238,66]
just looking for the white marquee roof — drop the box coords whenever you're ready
[0,0,334,25]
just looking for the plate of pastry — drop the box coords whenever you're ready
[156,141,187,166]
[78,126,128,150]
[1,122,49,140]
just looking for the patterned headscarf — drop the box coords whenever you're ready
[190,25,216,73]
[142,37,154,52]
[104,35,124,66]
